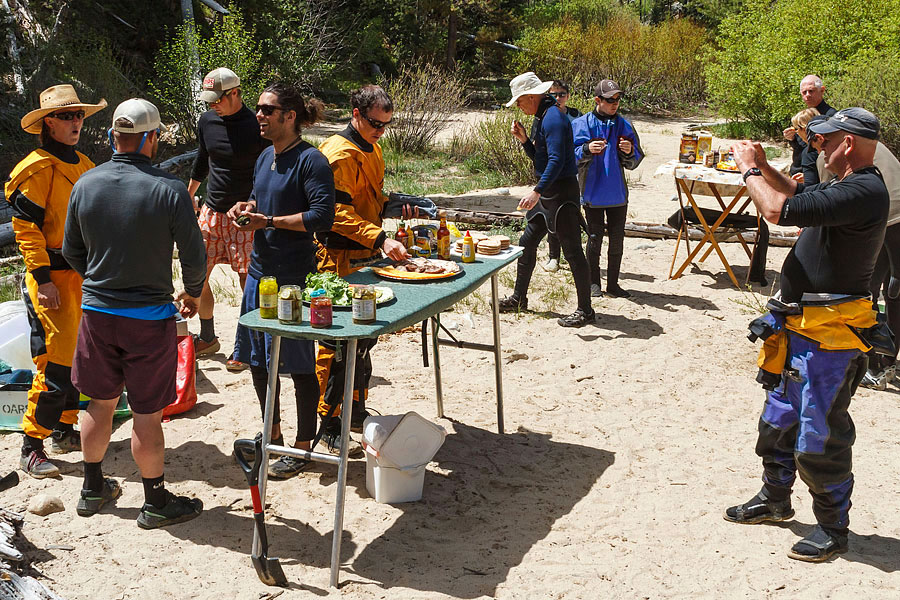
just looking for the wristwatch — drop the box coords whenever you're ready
[266,216,275,230]
[742,167,762,182]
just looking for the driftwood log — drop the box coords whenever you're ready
[0,508,67,600]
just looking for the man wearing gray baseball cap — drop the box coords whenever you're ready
[64,98,207,528]
[724,107,889,562]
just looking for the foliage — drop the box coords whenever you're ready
[382,148,508,196]
[705,0,900,136]
[448,109,536,185]
[512,14,710,112]
[383,64,469,155]
[831,49,900,157]
[148,5,271,141]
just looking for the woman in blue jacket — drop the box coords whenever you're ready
[573,79,644,297]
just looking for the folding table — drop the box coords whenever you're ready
[237,249,521,588]
[655,160,788,288]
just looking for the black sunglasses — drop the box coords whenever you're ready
[48,110,86,120]
[601,95,622,103]
[361,112,392,130]
[255,104,287,116]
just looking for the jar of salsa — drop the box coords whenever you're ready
[258,276,278,319]
[309,289,333,328]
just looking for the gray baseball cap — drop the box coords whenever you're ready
[112,98,164,133]
[808,107,880,140]
[198,67,240,103]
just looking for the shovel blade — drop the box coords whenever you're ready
[251,554,287,587]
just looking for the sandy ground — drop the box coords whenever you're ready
[3,114,900,600]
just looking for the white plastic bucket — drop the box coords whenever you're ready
[365,454,427,503]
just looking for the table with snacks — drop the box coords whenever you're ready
[655,158,790,288]
[237,248,521,589]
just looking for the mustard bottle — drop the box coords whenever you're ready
[462,231,476,263]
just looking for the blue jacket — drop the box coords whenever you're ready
[523,95,577,193]
[573,110,644,208]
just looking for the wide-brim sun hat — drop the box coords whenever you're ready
[505,72,553,108]
[20,84,107,134]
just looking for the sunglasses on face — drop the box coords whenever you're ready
[361,112,392,130]
[255,104,286,116]
[210,90,233,105]
[49,110,86,121]
[601,95,622,103]
[550,92,569,99]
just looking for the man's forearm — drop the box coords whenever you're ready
[187,179,202,198]
[744,176,787,224]
[759,162,798,196]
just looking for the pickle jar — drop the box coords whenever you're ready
[277,285,302,324]
[351,284,377,324]
[309,289,333,328]
[258,276,278,319]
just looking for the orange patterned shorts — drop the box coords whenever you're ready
[198,204,253,273]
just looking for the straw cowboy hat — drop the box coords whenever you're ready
[505,72,553,107]
[20,84,107,134]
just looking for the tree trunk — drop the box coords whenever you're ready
[1,0,25,95]
[445,5,457,70]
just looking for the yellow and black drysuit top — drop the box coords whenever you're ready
[315,125,388,277]
[5,142,94,283]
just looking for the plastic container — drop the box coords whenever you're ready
[0,370,32,431]
[362,411,446,503]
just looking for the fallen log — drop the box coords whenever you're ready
[624,221,798,248]
[155,150,198,174]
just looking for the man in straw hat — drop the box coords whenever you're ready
[725,108,889,562]
[64,98,206,527]
[504,72,595,327]
[4,84,106,478]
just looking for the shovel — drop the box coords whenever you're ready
[234,435,287,587]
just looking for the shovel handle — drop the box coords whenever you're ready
[0,471,18,493]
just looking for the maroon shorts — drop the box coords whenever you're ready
[72,311,176,414]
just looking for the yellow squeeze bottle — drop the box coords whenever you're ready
[462,231,476,263]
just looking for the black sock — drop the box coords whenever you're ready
[22,435,43,455]
[83,461,104,492]
[142,475,167,508]
[199,317,215,342]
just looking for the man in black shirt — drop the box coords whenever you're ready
[784,75,836,177]
[188,68,270,369]
[724,108,888,562]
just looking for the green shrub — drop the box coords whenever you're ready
[512,14,710,112]
[831,49,900,157]
[706,0,900,135]
[382,64,469,155]
[148,5,271,142]
[449,110,535,185]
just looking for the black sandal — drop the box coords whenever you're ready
[724,490,794,524]
[497,295,528,312]
[787,525,848,562]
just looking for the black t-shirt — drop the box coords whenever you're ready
[778,166,889,302]
[190,105,271,212]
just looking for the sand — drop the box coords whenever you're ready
[3,115,900,600]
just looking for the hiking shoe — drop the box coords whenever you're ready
[558,308,596,328]
[350,408,371,434]
[192,335,220,357]
[268,455,310,479]
[76,478,121,517]
[320,424,364,459]
[49,428,81,454]
[606,284,631,298]
[20,448,59,479]
[137,490,202,529]
[787,525,848,562]
[590,284,603,297]
[225,358,248,372]
[724,490,794,524]
[860,367,891,391]
[497,295,528,313]
[541,258,559,273]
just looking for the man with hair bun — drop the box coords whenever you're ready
[229,82,335,479]
[313,84,409,456]
[188,67,271,369]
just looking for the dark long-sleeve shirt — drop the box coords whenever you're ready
[522,95,577,193]
[789,99,837,175]
[63,153,207,307]
[247,141,335,282]
[190,105,270,212]
[778,166,888,302]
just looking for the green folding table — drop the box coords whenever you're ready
[238,250,521,588]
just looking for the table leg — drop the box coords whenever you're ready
[330,338,357,589]
[491,274,505,434]
[253,334,281,558]
[431,316,444,418]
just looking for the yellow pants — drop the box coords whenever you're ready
[21,269,82,439]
